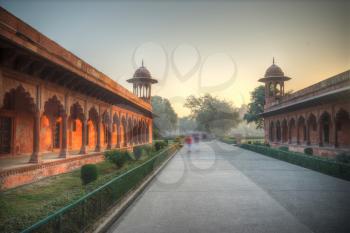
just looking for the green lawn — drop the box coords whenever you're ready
[0,154,152,233]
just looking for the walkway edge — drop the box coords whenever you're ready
[91,147,179,233]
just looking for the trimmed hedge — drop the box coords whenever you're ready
[104,150,132,168]
[81,164,98,185]
[278,146,289,151]
[133,145,155,160]
[219,137,237,144]
[240,144,350,181]
[154,141,167,151]
[304,147,313,155]
[336,152,350,164]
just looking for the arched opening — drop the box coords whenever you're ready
[268,82,274,97]
[88,107,99,151]
[1,85,36,156]
[276,120,281,142]
[137,121,142,144]
[335,109,350,148]
[289,118,297,143]
[132,119,138,145]
[113,113,120,148]
[127,118,133,146]
[269,121,275,142]
[69,102,85,152]
[282,119,288,143]
[146,124,150,143]
[297,116,306,144]
[121,117,127,147]
[320,112,331,146]
[275,83,281,96]
[307,114,317,145]
[42,96,64,152]
[101,111,110,149]
[142,121,147,143]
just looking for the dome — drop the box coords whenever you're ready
[133,66,151,78]
[264,63,284,78]
[258,58,291,83]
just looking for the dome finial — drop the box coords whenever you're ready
[273,57,275,65]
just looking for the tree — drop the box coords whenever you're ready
[178,116,197,134]
[244,85,265,129]
[151,96,178,138]
[184,94,240,135]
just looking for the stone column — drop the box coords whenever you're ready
[80,119,87,154]
[107,122,112,150]
[306,124,310,145]
[116,124,121,148]
[297,125,300,145]
[334,119,338,148]
[318,123,323,147]
[60,113,68,158]
[95,118,101,152]
[288,124,291,144]
[29,110,41,163]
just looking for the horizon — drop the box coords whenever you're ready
[1,0,349,117]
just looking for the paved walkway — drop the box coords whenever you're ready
[107,141,350,233]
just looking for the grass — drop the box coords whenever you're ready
[0,154,153,233]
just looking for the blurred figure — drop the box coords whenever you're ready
[185,135,192,153]
[193,133,200,152]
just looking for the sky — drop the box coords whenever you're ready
[1,0,349,117]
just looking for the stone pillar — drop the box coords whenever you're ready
[297,125,300,144]
[60,113,68,158]
[95,119,101,152]
[80,119,87,154]
[288,124,291,144]
[116,124,121,148]
[107,120,112,150]
[306,124,311,145]
[334,119,338,148]
[29,110,41,163]
[318,123,323,147]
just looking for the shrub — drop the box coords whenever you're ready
[264,143,270,147]
[104,150,132,168]
[81,164,98,185]
[247,141,252,144]
[133,146,146,160]
[336,152,350,164]
[155,141,167,151]
[304,147,313,155]
[143,144,155,155]
[175,136,182,144]
[279,146,289,151]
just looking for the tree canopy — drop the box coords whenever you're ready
[184,94,240,135]
[243,85,265,129]
[151,96,178,138]
[178,116,197,134]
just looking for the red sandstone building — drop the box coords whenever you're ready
[0,8,157,188]
[260,59,350,157]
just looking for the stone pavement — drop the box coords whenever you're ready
[107,141,350,233]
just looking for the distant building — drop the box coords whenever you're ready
[260,59,350,157]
